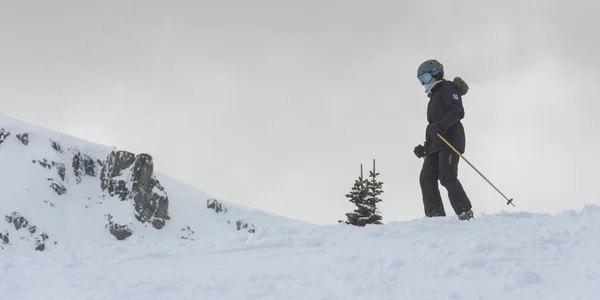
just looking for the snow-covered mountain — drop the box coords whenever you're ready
[0,113,309,252]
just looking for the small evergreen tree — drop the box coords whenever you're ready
[363,159,383,224]
[340,159,384,226]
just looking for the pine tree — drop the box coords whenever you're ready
[364,159,383,224]
[340,159,384,226]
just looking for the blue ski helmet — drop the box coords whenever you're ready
[417,59,443,85]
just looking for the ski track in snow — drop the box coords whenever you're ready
[2,206,600,300]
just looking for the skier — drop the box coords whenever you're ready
[412,59,474,220]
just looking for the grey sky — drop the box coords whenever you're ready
[2,0,599,225]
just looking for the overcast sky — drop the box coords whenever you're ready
[1,0,599,225]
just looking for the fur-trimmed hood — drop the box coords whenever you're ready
[453,77,469,96]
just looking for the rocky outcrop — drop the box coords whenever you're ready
[206,199,256,233]
[0,231,9,249]
[101,151,170,233]
[0,127,9,147]
[32,158,68,195]
[105,214,133,241]
[131,154,170,229]
[49,139,64,153]
[0,116,267,251]
[207,198,228,213]
[49,181,67,195]
[72,149,99,184]
[101,151,135,201]
[4,212,52,251]
[16,133,29,145]
[236,220,256,233]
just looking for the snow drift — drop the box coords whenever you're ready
[0,113,307,252]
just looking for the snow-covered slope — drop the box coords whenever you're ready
[0,113,309,251]
[1,206,600,299]
[2,115,599,300]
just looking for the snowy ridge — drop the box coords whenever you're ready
[0,113,309,251]
[1,205,600,299]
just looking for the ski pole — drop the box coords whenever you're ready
[436,133,515,207]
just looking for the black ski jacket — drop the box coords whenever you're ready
[424,79,466,155]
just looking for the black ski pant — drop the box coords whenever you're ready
[419,149,472,217]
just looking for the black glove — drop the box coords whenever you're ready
[426,122,442,136]
[414,144,426,158]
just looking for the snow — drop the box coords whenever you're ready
[2,206,600,299]
[2,113,600,299]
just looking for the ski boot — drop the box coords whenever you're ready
[458,209,474,221]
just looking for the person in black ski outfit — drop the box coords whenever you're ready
[413,59,474,220]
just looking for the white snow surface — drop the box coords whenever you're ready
[2,113,600,299]
[2,207,600,299]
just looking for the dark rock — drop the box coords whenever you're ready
[72,152,83,182]
[112,181,129,200]
[49,181,67,195]
[117,229,134,240]
[101,151,136,180]
[236,219,256,233]
[16,133,29,145]
[100,151,136,200]
[33,160,67,193]
[152,218,165,229]
[34,233,49,251]
[105,214,134,241]
[83,156,96,176]
[131,155,170,227]
[3,212,52,251]
[0,127,9,147]
[0,231,9,245]
[100,151,170,229]
[33,158,52,169]
[54,162,66,181]
[73,150,98,183]
[50,139,63,153]
[6,212,29,230]
[207,199,228,213]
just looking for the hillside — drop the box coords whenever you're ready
[2,113,599,299]
[1,205,599,299]
[0,113,309,251]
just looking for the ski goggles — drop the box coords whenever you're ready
[417,72,433,85]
